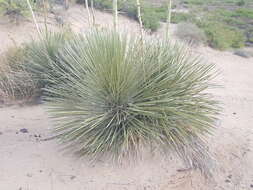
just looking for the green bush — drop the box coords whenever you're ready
[247,28,253,44]
[233,8,253,19]
[152,3,177,20]
[171,12,192,24]
[231,30,245,48]
[182,0,205,5]
[237,0,246,6]
[0,0,33,23]
[120,0,137,19]
[77,0,128,11]
[142,7,160,32]
[89,0,113,10]
[44,31,219,176]
[202,22,245,50]
[156,11,192,24]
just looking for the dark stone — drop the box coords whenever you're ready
[250,184,253,188]
[20,128,28,133]
[225,179,231,183]
[227,174,232,179]
[70,175,76,180]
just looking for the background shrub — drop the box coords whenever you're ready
[237,0,246,6]
[0,46,36,103]
[201,22,245,50]
[0,0,34,23]
[234,8,253,19]
[44,31,219,176]
[176,22,207,46]
[0,0,25,22]
[171,12,193,24]
[76,0,161,32]
[0,30,71,104]
[142,7,160,32]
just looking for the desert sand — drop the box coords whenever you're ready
[0,4,253,190]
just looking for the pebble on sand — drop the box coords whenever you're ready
[20,128,29,133]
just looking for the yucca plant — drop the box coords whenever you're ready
[44,31,219,177]
[24,30,70,89]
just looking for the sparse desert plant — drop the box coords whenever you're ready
[44,31,219,177]
[176,22,207,46]
[0,30,72,104]
[0,46,36,103]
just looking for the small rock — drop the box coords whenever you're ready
[16,132,19,134]
[0,132,3,135]
[20,128,28,133]
[227,174,232,179]
[225,179,230,183]
[26,173,32,177]
[177,168,191,172]
[250,184,253,188]
[39,170,43,173]
[70,175,76,180]
[233,112,236,115]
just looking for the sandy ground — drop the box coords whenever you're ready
[0,3,253,190]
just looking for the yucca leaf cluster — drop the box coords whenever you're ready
[45,31,219,176]
[24,31,69,89]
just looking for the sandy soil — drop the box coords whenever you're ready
[0,3,253,190]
